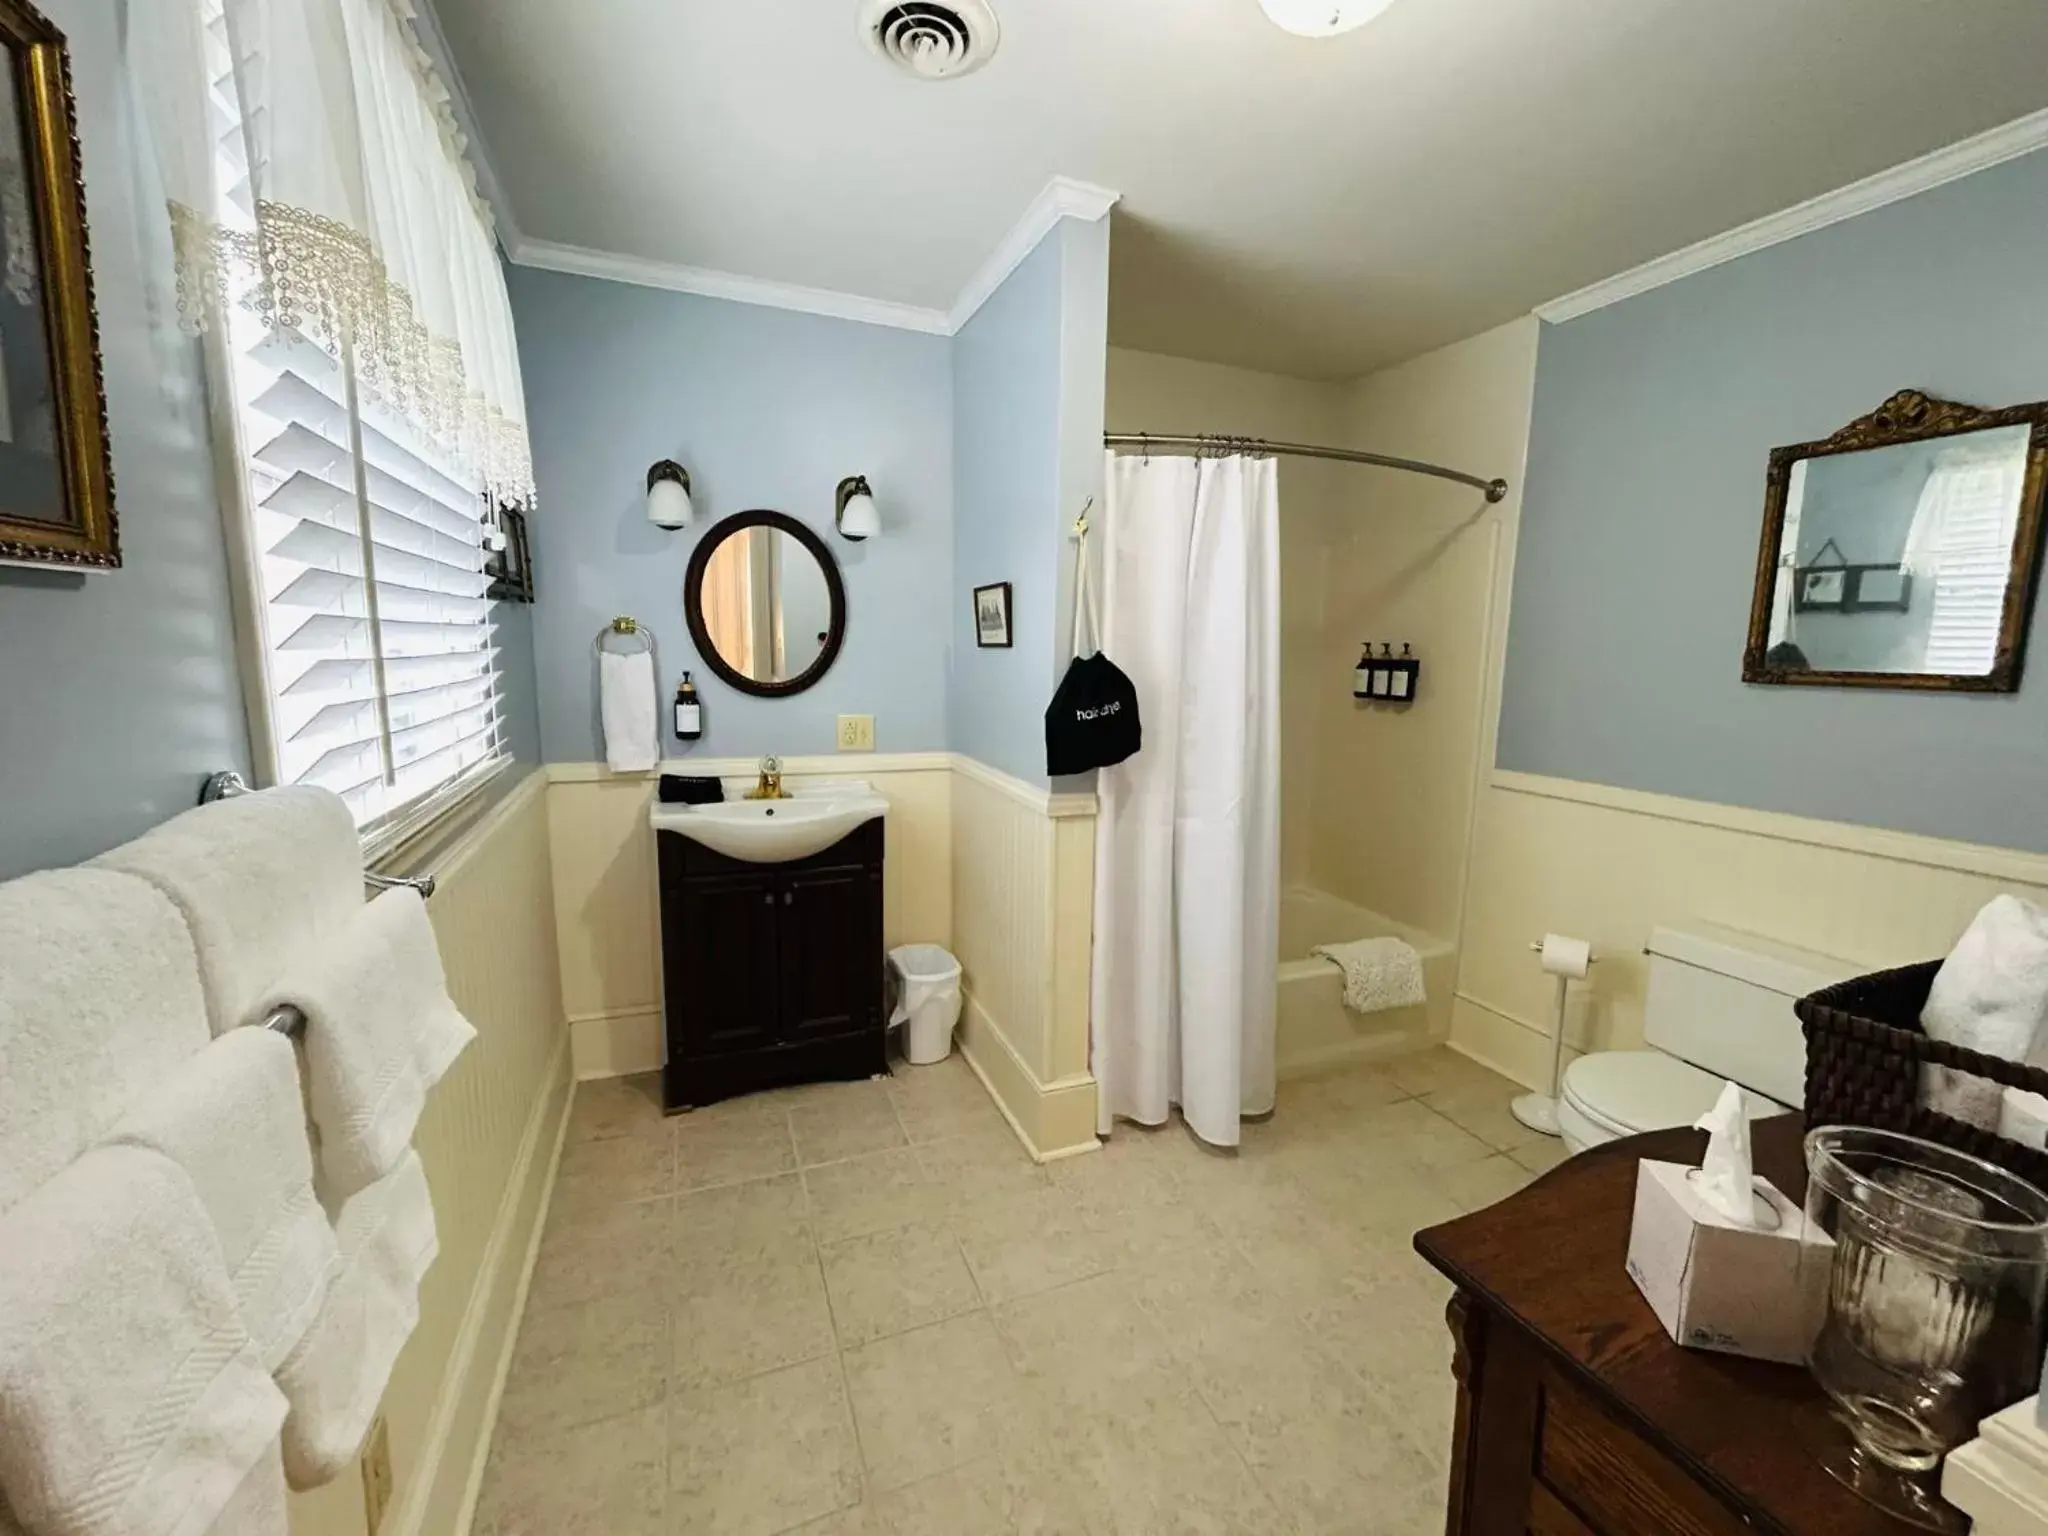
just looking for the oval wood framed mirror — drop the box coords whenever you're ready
[684,509,847,697]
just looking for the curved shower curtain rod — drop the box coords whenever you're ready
[1103,432,1509,504]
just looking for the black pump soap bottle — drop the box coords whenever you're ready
[1353,645,1376,700]
[1390,644,1421,703]
[673,671,703,742]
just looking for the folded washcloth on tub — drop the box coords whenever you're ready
[1920,894,2048,1129]
[105,1027,341,1371]
[1312,936,1426,1016]
[0,1145,287,1536]
[258,888,475,1205]
[91,786,363,1036]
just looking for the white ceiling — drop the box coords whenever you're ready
[432,0,2048,380]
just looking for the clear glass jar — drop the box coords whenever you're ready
[1802,1126,2048,1532]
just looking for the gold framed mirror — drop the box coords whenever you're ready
[1743,390,2048,692]
[0,0,114,570]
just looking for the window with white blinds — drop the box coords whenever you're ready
[202,6,505,839]
[1919,450,2025,676]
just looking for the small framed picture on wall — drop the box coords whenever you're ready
[973,582,1012,648]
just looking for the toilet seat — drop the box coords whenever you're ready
[1560,1050,1786,1146]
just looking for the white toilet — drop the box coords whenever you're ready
[1556,921,1855,1156]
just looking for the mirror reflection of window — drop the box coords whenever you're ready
[696,525,840,685]
[0,58,61,525]
[1769,425,2030,677]
[701,526,757,676]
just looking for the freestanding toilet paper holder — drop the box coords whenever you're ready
[1511,936,1599,1139]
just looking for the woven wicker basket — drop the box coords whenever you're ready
[1797,960,2048,1192]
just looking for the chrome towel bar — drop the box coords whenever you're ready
[198,769,436,900]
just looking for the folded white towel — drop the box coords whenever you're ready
[93,786,363,1036]
[277,1153,438,1490]
[1312,936,1427,1016]
[1920,895,2048,1129]
[600,648,659,773]
[0,867,212,1215]
[106,1028,341,1371]
[0,1145,287,1536]
[258,888,475,1203]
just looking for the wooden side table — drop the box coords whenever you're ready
[1415,1115,1919,1535]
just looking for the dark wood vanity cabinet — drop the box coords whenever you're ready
[659,820,887,1111]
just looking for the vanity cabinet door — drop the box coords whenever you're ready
[667,869,782,1056]
[777,865,884,1042]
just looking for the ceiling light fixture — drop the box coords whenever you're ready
[1258,0,1396,36]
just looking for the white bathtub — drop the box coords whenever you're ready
[1276,886,1453,1078]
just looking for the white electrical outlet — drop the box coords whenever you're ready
[837,715,875,752]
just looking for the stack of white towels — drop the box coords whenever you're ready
[1922,894,2048,1142]
[0,787,475,1536]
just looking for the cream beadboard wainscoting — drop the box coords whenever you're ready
[544,754,1100,1162]
[950,757,1099,1161]
[545,755,956,1080]
[290,769,573,1536]
[1450,769,2048,1089]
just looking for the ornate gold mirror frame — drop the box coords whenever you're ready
[1742,390,2048,693]
[0,0,114,569]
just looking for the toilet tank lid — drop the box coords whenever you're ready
[1647,921,1857,999]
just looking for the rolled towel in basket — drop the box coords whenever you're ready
[1920,895,2048,1130]
[1312,936,1426,1016]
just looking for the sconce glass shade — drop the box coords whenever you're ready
[647,460,692,530]
[836,475,880,541]
[1258,0,1396,35]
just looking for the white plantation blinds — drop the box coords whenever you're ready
[142,0,536,839]
[1904,431,2029,677]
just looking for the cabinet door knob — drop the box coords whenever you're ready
[763,893,774,907]
[785,891,795,906]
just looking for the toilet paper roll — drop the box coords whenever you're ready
[1998,1086,2048,1151]
[1539,933,1592,980]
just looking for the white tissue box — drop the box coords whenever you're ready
[1624,1160,1830,1366]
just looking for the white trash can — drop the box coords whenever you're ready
[888,944,963,1065]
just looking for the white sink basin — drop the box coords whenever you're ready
[649,779,887,863]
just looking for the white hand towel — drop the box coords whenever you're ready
[277,1153,437,1490]
[0,867,211,1215]
[105,1029,341,1370]
[600,648,659,773]
[0,1145,287,1536]
[257,888,475,1203]
[93,786,363,1036]
[1311,936,1427,1016]
[1920,894,2048,1129]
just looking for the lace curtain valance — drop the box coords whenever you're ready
[139,0,535,509]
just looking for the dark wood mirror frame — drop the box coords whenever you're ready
[1742,389,2048,693]
[683,509,847,698]
[0,0,114,569]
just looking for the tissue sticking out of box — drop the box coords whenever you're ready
[1693,1081,1772,1229]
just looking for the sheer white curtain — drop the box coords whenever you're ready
[1091,451,1280,1148]
[140,0,533,510]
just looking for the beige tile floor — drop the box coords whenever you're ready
[474,1047,1561,1536]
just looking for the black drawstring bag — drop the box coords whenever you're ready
[1045,515,1141,775]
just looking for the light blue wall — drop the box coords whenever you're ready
[950,235,1065,783]
[949,217,1113,786]
[1498,149,2048,851]
[0,0,252,880]
[509,265,954,764]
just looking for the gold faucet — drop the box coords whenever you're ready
[745,754,791,800]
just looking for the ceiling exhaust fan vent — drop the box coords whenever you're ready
[859,0,1000,81]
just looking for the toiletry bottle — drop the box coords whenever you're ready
[1370,644,1394,699]
[1354,645,1374,700]
[1390,643,1420,702]
[674,672,703,742]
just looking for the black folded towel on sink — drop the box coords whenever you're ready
[659,774,725,806]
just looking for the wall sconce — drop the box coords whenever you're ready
[835,475,880,541]
[647,459,693,530]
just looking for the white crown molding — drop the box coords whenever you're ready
[509,238,954,334]
[945,175,1122,333]
[505,174,1120,338]
[1536,107,2048,324]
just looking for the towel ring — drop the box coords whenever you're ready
[594,615,656,657]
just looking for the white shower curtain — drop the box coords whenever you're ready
[1091,451,1280,1148]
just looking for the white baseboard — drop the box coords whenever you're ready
[570,1009,662,1080]
[388,1034,573,1536]
[957,991,1099,1163]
